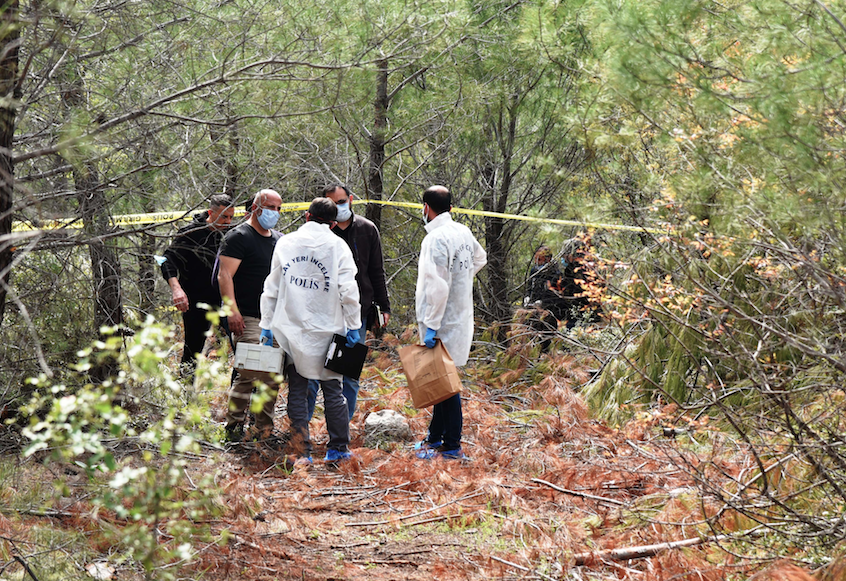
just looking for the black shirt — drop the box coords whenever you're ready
[219,222,281,318]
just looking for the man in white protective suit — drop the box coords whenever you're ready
[259,197,362,466]
[414,185,487,461]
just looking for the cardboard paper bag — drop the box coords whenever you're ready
[398,339,462,409]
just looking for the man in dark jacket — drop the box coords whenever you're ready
[526,246,568,320]
[307,184,391,421]
[161,194,235,376]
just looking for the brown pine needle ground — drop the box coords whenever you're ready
[4,330,823,580]
[183,333,817,581]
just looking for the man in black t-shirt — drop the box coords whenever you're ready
[161,194,235,377]
[218,189,283,441]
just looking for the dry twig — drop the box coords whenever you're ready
[573,534,729,565]
[490,555,558,581]
[532,478,626,506]
[346,490,486,527]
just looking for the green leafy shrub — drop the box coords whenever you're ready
[19,316,225,580]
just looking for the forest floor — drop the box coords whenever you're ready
[181,330,791,581]
[3,326,818,581]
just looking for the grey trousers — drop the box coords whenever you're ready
[287,364,349,457]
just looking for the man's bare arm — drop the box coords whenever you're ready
[218,256,244,335]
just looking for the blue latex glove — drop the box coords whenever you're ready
[259,328,273,346]
[424,327,437,349]
[345,328,361,348]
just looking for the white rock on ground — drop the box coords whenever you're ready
[364,409,412,447]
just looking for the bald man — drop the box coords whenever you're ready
[218,189,284,442]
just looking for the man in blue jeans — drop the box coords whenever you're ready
[306,184,391,422]
[414,186,486,460]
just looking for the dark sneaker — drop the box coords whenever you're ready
[223,424,245,443]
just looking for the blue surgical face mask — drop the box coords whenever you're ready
[335,201,352,222]
[257,208,279,230]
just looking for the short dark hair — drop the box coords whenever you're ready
[308,197,337,224]
[534,246,552,262]
[209,194,233,209]
[422,186,451,214]
[321,183,350,197]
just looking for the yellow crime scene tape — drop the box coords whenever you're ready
[366,199,665,235]
[11,199,665,235]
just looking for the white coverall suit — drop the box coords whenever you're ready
[260,220,361,456]
[416,212,487,366]
[415,211,487,453]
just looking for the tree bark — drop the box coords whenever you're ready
[208,106,240,198]
[0,0,20,329]
[482,100,518,327]
[76,163,123,381]
[365,59,388,231]
[137,194,157,315]
[138,231,156,315]
[483,189,510,326]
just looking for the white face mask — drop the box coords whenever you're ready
[257,208,279,230]
[422,204,429,225]
[335,201,352,222]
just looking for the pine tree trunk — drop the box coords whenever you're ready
[482,103,518,328]
[138,231,156,315]
[366,59,388,231]
[0,1,20,329]
[77,164,123,381]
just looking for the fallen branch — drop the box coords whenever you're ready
[1,508,75,519]
[14,555,40,581]
[232,535,294,561]
[404,514,453,527]
[532,478,626,506]
[349,559,416,565]
[574,534,729,565]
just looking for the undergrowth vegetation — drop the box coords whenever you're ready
[13,317,228,580]
[581,224,846,561]
[0,311,843,579]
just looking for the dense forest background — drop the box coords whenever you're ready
[2,0,846,579]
